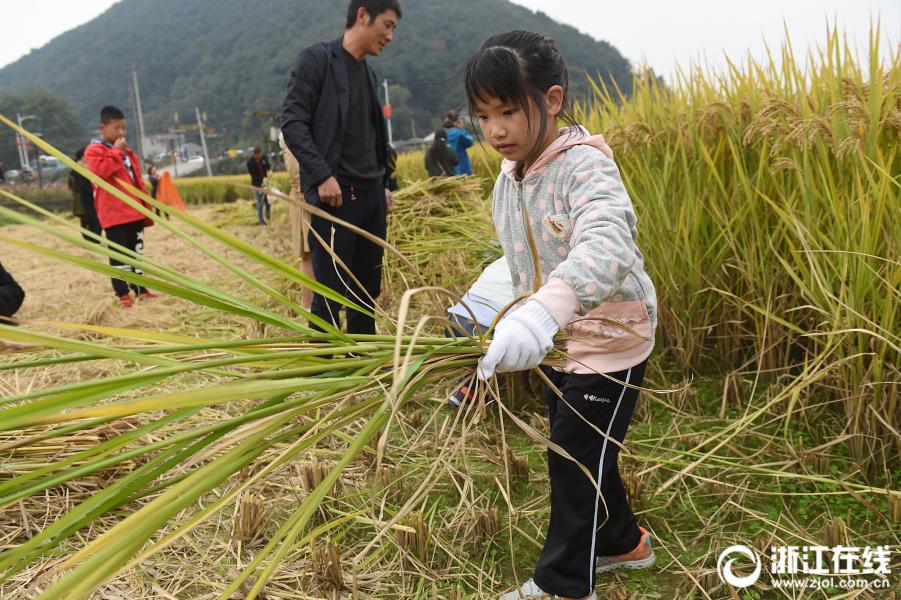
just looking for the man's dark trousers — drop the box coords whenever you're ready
[308,184,386,335]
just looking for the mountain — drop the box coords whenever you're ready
[0,0,633,150]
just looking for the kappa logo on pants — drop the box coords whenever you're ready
[583,393,611,403]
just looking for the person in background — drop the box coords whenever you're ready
[68,147,102,243]
[278,130,315,310]
[281,0,401,335]
[85,105,158,308]
[0,160,6,183]
[0,262,25,324]
[147,164,160,199]
[247,147,271,225]
[424,128,458,177]
[146,164,165,218]
[443,110,474,175]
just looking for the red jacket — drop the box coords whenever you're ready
[84,139,153,229]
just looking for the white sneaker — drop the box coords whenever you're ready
[499,578,597,600]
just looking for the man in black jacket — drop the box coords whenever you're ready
[0,263,25,324]
[281,0,401,335]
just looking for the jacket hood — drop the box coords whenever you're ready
[500,125,614,181]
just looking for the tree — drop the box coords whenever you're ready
[0,89,85,169]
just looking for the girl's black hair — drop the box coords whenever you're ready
[428,128,448,162]
[463,30,578,162]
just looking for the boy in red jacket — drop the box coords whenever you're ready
[85,106,157,308]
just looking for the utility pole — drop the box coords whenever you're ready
[168,133,179,178]
[15,113,35,170]
[195,107,213,177]
[382,79,393,146]
[32,140,43,188]
[130,63,147,161]
[14,131,25,171]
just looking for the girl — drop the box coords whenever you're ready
[424,127,459,177]
[465,31,658,600]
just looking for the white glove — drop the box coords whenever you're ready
[477,300,559,381]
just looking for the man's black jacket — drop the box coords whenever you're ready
[0,262,25,320]
[246,156,271,187]
[281,38,391,204]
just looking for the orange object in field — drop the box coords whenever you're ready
[155,171,187,212]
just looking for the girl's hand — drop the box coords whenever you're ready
[477,300,559,380]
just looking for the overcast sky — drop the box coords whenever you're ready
[2,1,898,81]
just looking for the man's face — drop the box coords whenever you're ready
[99,118,127,143]
[253,151,262,160]
[361,8,397,57]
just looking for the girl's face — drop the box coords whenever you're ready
[473,86,564,166]
[473,96,534,163]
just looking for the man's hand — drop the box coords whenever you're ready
[317,176,342,207]
[114,137,129,151]
[385,188,394,213]
[477,300,559,381]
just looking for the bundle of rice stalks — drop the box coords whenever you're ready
[375,463,405,504]
[505,448,530,479]
[233,493,268,548]
[310,538,344,590]
[297,461,333,495]
[471,507,501,544]
[386,176,497,298]
[395,512,431,564]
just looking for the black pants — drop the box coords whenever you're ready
[533,361,647,598]
[79,197,102,243]
[308,185,386,335]
[105,221,146,297]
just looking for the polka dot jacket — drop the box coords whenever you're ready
[492,126,658,374]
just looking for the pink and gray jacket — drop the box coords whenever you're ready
[494,126,657,374]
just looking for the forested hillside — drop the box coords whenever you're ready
[0,0,634,147]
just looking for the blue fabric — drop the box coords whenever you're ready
[445,127,474,175]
